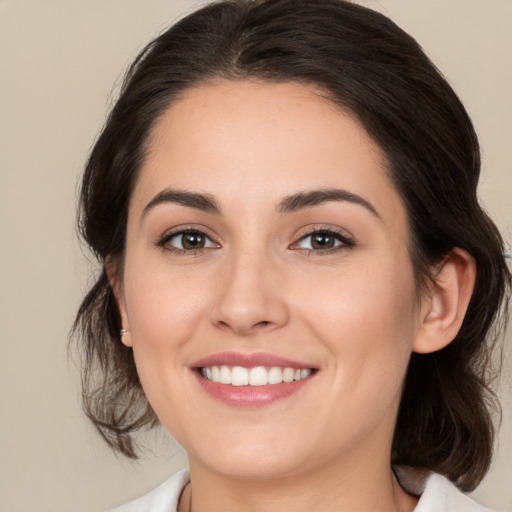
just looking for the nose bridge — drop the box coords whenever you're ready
[210,240,288,335]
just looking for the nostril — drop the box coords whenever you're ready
[215,319,273,334]
[253,320,272,330]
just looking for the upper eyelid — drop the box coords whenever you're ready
[159,225,219,241]
[155,224,354,248]
[155,227,221,253]
[293,225,354,241]
[290,226,355,250]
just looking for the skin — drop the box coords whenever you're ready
[111,80,476,512]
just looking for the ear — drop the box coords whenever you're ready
[413,248,476,354]
[106,255,132,347]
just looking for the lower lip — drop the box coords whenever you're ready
[193,371,313,407]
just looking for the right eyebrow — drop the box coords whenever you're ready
[142,189,221,219]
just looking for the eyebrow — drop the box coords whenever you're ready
[278,189,380,218]
[142,189,221,218]
[142,187,380,219]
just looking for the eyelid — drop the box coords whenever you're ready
[289,225,355,252]
[156,225,221,253]
[155,224,354,255]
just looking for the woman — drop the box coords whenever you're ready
[73,0,511,510]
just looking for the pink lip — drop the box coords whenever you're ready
[191,351,315,370]
[191,352,317,408]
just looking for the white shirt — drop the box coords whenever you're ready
[107,467,496,512]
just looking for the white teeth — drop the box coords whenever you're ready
[249,366,268,386]
[301,369,312,379]
[268,367,283,384]
[201,365,313,386]
[219,365,231,385]
[231,366,249,386]
[282,367,295,383]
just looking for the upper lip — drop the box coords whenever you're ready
[191,351,316,369]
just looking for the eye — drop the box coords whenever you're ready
[159,229,219,253]
[292,228,354,252]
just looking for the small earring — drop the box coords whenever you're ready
[120,328,128,337]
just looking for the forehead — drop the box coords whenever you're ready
[133,80,406,228]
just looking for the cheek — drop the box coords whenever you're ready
[298,250,418,387]
[123,258,208,347]
[120,255,217,411]
[120,256,214,428]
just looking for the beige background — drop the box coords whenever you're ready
[1,0,511,510]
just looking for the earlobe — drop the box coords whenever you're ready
[413,248,476,354]
[106,255,132,347]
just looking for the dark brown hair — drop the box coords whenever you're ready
[73,0,511,491]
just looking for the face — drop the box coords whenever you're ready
[115,80,425,480]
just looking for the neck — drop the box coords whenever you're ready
[185,450,418,512]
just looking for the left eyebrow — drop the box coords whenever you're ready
[277,188,381,219]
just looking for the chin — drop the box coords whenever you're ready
[186,432,315,480]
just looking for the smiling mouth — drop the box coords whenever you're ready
[200,365,314,386]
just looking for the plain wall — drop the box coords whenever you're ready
[0,1,510,511]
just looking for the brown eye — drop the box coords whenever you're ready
[294,229,354,252]
[162,229,218,252]
[181,232,206,249]
[310,233,336,249]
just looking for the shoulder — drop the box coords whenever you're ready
[106,468,190,512]
[395,466,498,512]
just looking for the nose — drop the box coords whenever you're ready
[209,249,289,336]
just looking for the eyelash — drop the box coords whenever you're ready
[156,227,355,256]
[156,227,220,256]
[291,227,355,255]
